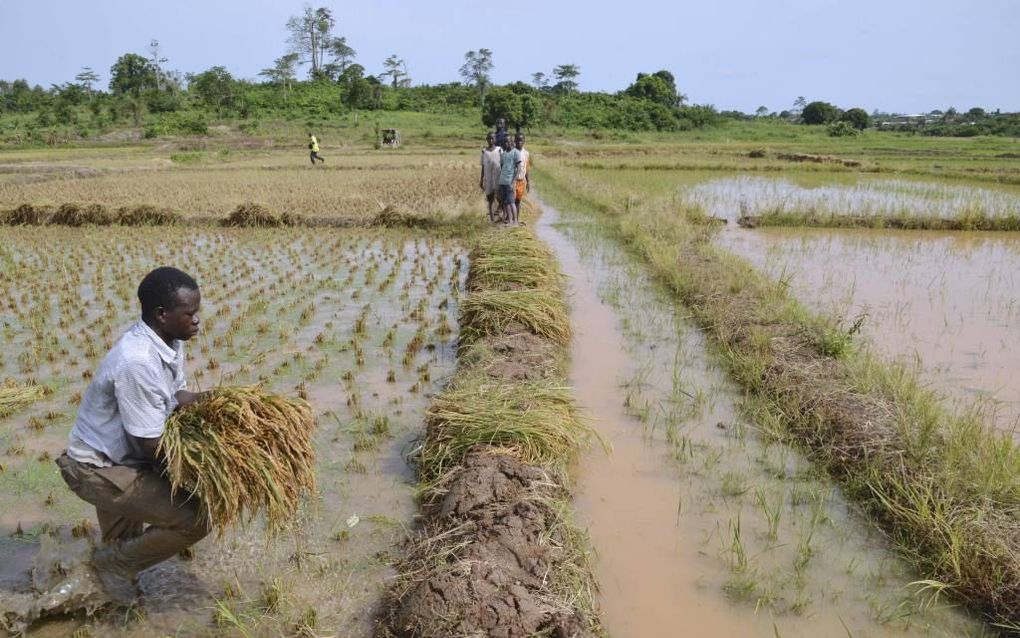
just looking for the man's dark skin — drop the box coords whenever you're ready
[130,286,206,462]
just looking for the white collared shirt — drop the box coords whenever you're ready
[67,320,187,467]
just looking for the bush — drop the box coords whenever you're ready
[827,120,860,137]
[143,111,209,138]
[802,101,839,125]
[839,107,870,130]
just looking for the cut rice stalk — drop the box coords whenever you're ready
[0,379,52,419]
[159,386,317,535]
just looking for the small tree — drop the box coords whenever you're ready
[382,55,407,88]
[755,106,769,118]
[286,5,336,77]
[259,53,300,99]
[459,49,494,102]
[148,39,169,91]
[75,67,100,102]
[109,53,158,97]
[531,72,549,90]
[839,107,870,130]
[801,100,839,125]
[189,66,235,114]
[482,87,522,128]
[552,64,580,94]
[623,72,678,108]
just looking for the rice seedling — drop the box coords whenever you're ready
[159,385,317,535]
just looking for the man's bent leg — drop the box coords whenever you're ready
[94,468,211,576]
[96,508,144,544]
[57,455,210,576]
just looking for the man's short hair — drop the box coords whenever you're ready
[138,267,198,318]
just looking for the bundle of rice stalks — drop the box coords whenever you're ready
[0,379,52,419]
[222,203,303,228]
[372,205,435,229]
[49,203,113,226]
[419,374,594,482]
[467,231,563,291]
[116,205,182,226]
[159,386,317,534]
[4,204,48,226]
[459,288,571,347]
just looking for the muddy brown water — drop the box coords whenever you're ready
[535,199,987,637]
[717,226,1020,432]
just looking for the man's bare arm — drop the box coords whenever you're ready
[128,434,162,464]
[175,389,209,408]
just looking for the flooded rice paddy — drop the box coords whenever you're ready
[683,176,1020,223]
[718,226,1020,432]
[536,201,987,637]
[0,226,465,636]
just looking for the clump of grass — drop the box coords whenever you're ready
[459,288,571,347]
[0,379,52,419]
[159,386,317,535]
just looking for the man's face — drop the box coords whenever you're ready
[157,287,201,341]
[496,118,506,130]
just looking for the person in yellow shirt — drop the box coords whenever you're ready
[308,132,325,165]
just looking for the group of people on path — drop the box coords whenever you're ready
[480,117,530,225]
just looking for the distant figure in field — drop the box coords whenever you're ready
[480,132,504,222]
[498,135,522,226]
[493,117,509,149]
[514,133,530,213]
[308,132,325,165]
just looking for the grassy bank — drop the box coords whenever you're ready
[537,165,1020,631]
[379,226,601,637]
[738,209,1020,232]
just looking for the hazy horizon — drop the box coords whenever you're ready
[1,0,1018,114]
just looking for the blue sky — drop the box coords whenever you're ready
[1,0,1017,114]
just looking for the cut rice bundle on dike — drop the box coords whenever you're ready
[159,386,317,535]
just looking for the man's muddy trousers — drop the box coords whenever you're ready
[56,453,211,576]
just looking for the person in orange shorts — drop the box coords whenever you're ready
[513,133,530,213]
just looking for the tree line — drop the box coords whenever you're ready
[2,4,1016,141]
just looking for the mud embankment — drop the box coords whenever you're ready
[377,227,600,637]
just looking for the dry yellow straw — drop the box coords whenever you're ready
[159,386,317,535]
[0,379,51,419]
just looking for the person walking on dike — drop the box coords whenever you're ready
[55,266,211,605]
[498,135,522,225]
[514,133,531,214]
[308,132,325,165]
[480,132,504,222]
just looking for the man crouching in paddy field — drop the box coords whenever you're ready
[55,266,211,606]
